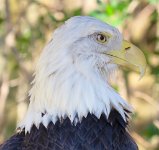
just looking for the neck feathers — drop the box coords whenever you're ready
[18,43,132,133]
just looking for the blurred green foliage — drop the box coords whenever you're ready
[90,0,131,26]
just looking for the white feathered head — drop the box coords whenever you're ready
[18,16,146,133]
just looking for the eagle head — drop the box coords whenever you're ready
[18,16,146,133]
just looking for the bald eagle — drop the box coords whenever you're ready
[0,16,146,150]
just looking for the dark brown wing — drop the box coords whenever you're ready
[0,110,138,150]
[0,132,25,150]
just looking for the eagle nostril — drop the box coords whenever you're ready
[125,46,131,51]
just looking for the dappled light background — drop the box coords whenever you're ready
[0,0,159,149]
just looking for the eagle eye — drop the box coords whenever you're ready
[96,33,108,43]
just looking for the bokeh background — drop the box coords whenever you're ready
[0,0,159,149]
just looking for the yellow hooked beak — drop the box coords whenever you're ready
[105,40,147,79]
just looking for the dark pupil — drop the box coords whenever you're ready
[99,35,105,41]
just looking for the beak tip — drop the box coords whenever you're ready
[138,66,146,80]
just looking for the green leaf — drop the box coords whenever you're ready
[105,4,114,16]
[148,0,158,4]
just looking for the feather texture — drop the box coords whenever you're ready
[0,109,138,150]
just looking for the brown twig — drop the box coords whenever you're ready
[133,91,159,111]
[0,74,9,132]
